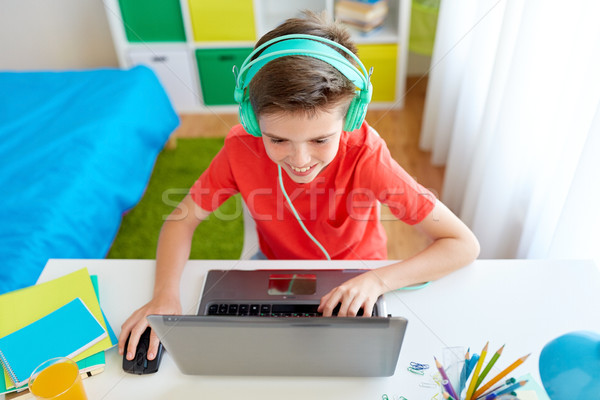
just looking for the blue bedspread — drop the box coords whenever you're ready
[0,66,179,294]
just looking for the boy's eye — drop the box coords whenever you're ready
[267,137,328,144]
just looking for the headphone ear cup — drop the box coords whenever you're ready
[343,96,358,132]
[239,97,262,137]
[344,81,372,131]
[344,95,367,132]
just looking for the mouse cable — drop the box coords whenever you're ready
[395,281,432,290]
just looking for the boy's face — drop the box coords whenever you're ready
[259,108,344,184]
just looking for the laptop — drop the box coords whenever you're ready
[147,269,408,377]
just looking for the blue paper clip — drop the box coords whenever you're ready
[410,361,430,370]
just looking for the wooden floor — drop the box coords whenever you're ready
[171,77,444,259]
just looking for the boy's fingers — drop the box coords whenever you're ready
[337,297,351,317]
[126,323,147,360]
[117,330,128,355]
[318,291,333,313]
[147,331,161,360]
[345,297,363,317]
[118,319,136,355]
[321,293,342,316]
[362,299,375,317]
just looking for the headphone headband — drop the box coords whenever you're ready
[234,34,369,101]
[233,33,373,136]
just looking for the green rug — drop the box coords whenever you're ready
[107,137,243,260]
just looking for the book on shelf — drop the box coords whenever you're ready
[335,0,389,33]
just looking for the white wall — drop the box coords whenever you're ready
[0,0,118,70]
[0,0,431,75]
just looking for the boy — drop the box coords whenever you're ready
[119,12,479,362]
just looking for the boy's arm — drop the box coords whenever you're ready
[318,200,480,317]
[118,194,211,361]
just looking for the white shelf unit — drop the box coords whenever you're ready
[103,0,411,114]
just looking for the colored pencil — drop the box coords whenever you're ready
[442,391,456,400]
[476,344,505,388]
[473,354,531,399]
[458,348,470,396]
[477,377,516,399]
[484,380,527,399]
[466,353,480,378]
[434,357,460,400]
[466,342,488,400]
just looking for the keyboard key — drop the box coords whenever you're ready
[206,303,378,317]
[207,304,218,315]
[228,304,239,315]
[271,304,319,314]
[260,304,271,315]
[239,304,249,315]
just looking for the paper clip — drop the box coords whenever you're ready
[419,382,439,389]
[382,395,389,400]
[410,361,430,370]
[408,366,425,375]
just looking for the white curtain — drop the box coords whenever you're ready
[420,0,600,262]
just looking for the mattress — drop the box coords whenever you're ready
[0,66,179,294]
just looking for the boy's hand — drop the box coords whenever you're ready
[318,270,387,317]
[118,294,181,361]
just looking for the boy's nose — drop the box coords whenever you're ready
[289,145,311,167]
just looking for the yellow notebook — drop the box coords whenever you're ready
[0,268,113,387]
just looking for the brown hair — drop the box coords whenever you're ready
[248,11,358,118]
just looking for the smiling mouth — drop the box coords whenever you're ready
[290,165,313,173]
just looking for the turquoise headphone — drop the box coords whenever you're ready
[233,33,373,137]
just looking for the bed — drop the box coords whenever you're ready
[0,66,179,294]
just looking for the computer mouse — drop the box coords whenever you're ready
[122,326,164,374]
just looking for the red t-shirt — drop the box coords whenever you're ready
[190,122,435,260]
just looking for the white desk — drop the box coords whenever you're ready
[30,259,600,399]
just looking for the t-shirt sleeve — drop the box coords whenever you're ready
[189,145,239,212]
[361,134,436,225]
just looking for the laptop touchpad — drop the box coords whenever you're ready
[268,274,316,295]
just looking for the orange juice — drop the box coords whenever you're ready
[29,360,87,400]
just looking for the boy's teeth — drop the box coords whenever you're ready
[292,166,310,172]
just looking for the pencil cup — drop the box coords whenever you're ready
[442,346,467,400]
[28,357,88,400]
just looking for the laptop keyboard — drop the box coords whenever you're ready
[206,303,375,317]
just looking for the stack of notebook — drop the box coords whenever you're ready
[335,0,389,34]
[0,269,117,395]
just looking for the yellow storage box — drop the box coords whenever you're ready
[188,0,256,41]
[356,44,398,102]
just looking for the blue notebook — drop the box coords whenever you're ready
[0,297,107,387]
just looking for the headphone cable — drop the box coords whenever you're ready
[277,165,432,290]
[278,165,331,260]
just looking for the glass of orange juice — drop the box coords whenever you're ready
[28,357,88,400]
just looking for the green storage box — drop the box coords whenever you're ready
[409,0,440,56]
[119,0,186,42]
[196,48,253,106]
